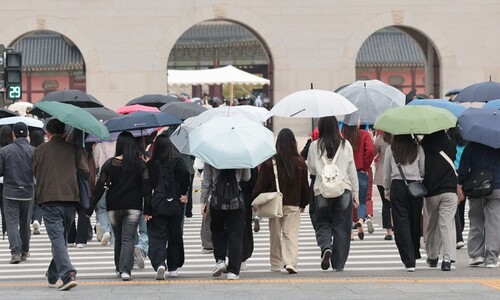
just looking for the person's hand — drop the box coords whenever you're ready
[85,209,93,218]
[144,215,152,221]
[457,184,465,202]
[201,203,208,216]
[299,207,305,213]
[180,195,188,204]
[353,196,359,209]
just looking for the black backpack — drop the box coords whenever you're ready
[150,160,182,216]
[211,169,242,210]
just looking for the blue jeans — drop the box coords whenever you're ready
[96,192,114,244]
[108,209,141,274]
[43,202,77,283]
[135,216,148,257]
[356,171,368,220]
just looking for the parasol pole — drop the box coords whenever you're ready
[229,83,234,106]
[311,82,314,132]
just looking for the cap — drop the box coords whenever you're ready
[13,122,28,137]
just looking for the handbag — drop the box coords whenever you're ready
[251,159,283,218]
[392,152,427,198]
[463,168,493,198]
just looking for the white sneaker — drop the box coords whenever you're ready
[366,218,374,234]
[156,266,165,280]
[227,272,239,280]
[485,262,499,268]
[134,247,145,269]
[101,232,111,246]
[456,241,465,249]
[168,270,178,277]
[67,243,75,248]
[32,221,40,235]
[201,248,214,254]
[96,223,103,242]
[76,243,85,248]
[405,267,415,272]
[184,217,193,223]
[212,261,227,277]
[121,272,132,281]
[469,256,484,266]
[240,261,247,271]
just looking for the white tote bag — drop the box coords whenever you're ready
[251,159,283,218]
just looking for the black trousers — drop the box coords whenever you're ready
[210,207,245,275]
[455,199,466,243]
[147,214,184,272]
[377,185,393,229]
[68,207,92,244]
[185,174,195,218]
[390,180,423,268]
[308,176,317,231]
[241,187,254,262]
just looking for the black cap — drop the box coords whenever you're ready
[13,122,28,137]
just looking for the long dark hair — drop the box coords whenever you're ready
[0,125,13,147]
[29,129,45,148]
[275,128,301,181]
[341,124,359,151]
[151,133,180,164]
[381,131,393,145]
[392,134,418,165]
[115,131,142,172]
[317,116,343,159]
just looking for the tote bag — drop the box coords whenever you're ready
[251,159,283,218]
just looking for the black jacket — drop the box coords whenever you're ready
[421,131,457,197]
[0,138,35,200]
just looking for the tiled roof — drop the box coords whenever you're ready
[175,21,260,47]
[11,31,84,71]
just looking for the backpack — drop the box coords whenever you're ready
[211,169,243,210]
[319,144,345,198]
[150,160,183,216]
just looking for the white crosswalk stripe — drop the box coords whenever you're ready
[0,206,470,280]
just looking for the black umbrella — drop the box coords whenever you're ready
[0,108,19,119]
[83,107,120,122]
[41,90,104,108]
[160,102,207,120]
[455,80,500,103]
[126,94,181,108]
[105,111,182,132]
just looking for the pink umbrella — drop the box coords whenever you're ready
[116,104,160,115]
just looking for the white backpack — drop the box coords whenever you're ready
[319,144,344,198]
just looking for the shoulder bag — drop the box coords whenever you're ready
[392,152,427,198]
[251,159,283,218]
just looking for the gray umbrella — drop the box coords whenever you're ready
[160,102,207,120]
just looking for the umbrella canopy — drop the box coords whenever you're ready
[457,108,500,148]
[170,117,197,154]
[454,80,500,103]
[267,89,358,118]
[8,102,33,117]
[0,116,44,129]
[408,99,466,117]
[445,89,462,97]
[40,90,104,108]
[105,111,182,132]
[160,102,207,120]
[82,107,120,122]
[482,99,500,109]
[86,128,157,143]
[337,80,405,125]
[189,116,276,169]
[126,94,181,108]
[0,108,19,119]
[374,105,457,135]
[116,104,160,115]
[33,101,110,140]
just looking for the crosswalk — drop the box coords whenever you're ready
[0,203,469,281]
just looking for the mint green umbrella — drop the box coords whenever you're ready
[33,101,110,140]
[374,105,457,135]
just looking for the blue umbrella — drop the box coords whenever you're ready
[482,99,500,109]
[105,111,182,132]
[408,99,466,117]
[457,108,500,148]
[454,80,500,103]
[86,128,157,142]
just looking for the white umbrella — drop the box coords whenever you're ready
[267,89,358,118]
[8,102,33,117]
[188,116,275,169]
[338,80,405,125]
[0,116,44,129]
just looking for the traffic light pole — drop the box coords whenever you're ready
[0,44,4,107]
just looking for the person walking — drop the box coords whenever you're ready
[0,122,35,264]
[201,164,250,280]
[457,142,500,268]
[374,131,393,240]
[421,130,458,271]
[383,134,425,272]
[32,119,89,291]
[144,134,190,280]
[86,131,151,281]
[253,128,309,274]
[307,116,359,272]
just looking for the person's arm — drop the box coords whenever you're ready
[0,149,5,177]
[140,164,152,218]
[176,158,191,203]
[307,142,317,175]
[363,132,376,171]
[418,146,425,178]
[457,143,471,201]
[299,159,310,209]
[346,143,359,201]
[86,159,110,217]
[200,164,214,215]
[252,161,272,199]
[383,147,392,197]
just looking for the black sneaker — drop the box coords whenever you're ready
[426,258,438,268]
[441,260,451,271]
[321,249,332,270]
[9,253,21,264]
[58,272,77,291]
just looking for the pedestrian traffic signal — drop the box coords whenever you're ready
[4,51,22,100]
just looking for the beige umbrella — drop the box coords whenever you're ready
[8,102,33,117]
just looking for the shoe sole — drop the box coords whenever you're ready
[96,224,102,242]
[10,260,21,264]
[101,233,111,246]
[367,221,374,234]
[58,281,77,291]
[321,250,332,270]
[469,260,484,266]
[285,266,297,274]
[254,219,260,233]
[156,267,165,280]
[212,266,226,277]
[358,232,365,240]
[134,248,145,269]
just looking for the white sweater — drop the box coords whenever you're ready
[307,140,359,199]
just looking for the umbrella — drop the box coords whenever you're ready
[126,94,181,108]
[82,107,120,122]
[454,80,500,103]
[0,116,44,129]
[482,99,500,109]
[457,108,500,148]
[408,99,466,117]
[170,117,198,154]
[8,102,33,117]
[267,89,358,118]
[40,90,104,108]
[337,80,405,125]
[374,105,457,135]
[445,89,462,97]
[105,111,182,132]
[0,108,19,118]
[86,128,157,143]
[33,101,110,140]
[116,104,160,115]
[189,116,276,169]
[160,102,207,120]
